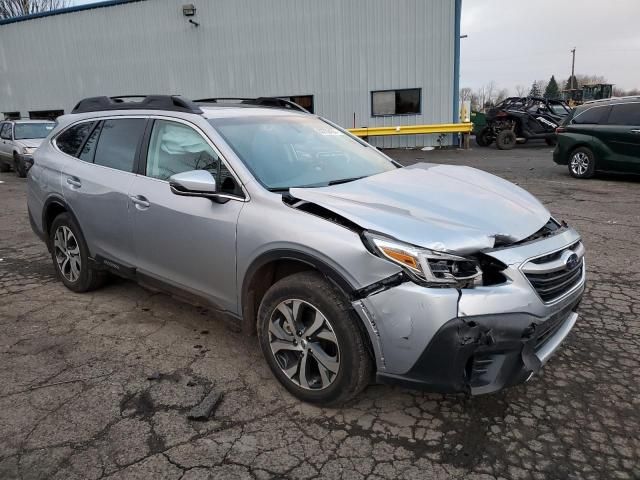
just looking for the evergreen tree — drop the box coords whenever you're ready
[565,75,578,90]
[544,75,560,99]
[529,81,542,97]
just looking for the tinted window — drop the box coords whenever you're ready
[572,106,609,125]
[56,122,96,157]
[94,119,146,172]
[79,123,101,163]
[145,120,241,195]
[372,89,421,116]
[607,103,640,126]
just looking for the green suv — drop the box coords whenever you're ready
[553,97,640,178]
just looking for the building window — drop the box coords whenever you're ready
[371,88,421,116]
[3,112,20,120]
[278,95,314,113]
[29,110,64,120]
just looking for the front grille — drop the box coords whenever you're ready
[522,242,585,303]
[524,259,583,302]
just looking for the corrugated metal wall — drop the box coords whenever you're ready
[0,0,456,147]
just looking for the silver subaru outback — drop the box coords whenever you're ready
[27,95,585,404]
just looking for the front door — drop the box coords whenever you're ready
[0,123,13,162]
[129,119,245,313]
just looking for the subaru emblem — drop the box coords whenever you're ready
[565,253,579,269]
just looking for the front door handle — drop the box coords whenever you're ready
[129,194,150,209]
[630,129,640,134]
[66,176,81,188]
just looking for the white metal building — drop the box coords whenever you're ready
[0,0,461,147]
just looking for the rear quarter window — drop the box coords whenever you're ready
[56,122,97,157]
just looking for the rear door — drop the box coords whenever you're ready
[129,118,245,312]
[58,117,147,267]
[603,102,640,173]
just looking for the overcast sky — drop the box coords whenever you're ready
[461,0,640,93]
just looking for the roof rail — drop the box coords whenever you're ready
[584,95,640,105]
[193,97,309,113]
[71,95,204,114]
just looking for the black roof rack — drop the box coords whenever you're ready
[193,97,309,113]
[71,95,203,114]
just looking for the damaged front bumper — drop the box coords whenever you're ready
[352,227,585,395]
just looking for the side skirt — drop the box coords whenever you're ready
[92,255,243,331]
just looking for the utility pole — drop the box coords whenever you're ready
[570,47,576,88]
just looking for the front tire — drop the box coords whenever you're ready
[495,130,517,150]
[568,147,596,179]
[0,161,9,173]
[14,153,26,178]
[257,271,372,405]
[49,213,106,292]
[474,127,492,147]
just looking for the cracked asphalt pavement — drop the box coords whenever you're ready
[1,145,639,479]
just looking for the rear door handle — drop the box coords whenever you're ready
[631,129,640,134]
[66,176,81,188]
[129,194,150,209]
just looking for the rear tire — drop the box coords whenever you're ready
[14,153,26,178]
[545,137,557,147]
[49,213,106,292]
[568,147,596,179]
[474,127,492,147]
[495,130,517,150]
[257,271,372,405]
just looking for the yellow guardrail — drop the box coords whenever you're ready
[347,122,473,137]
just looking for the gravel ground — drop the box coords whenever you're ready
[0,144,639,480]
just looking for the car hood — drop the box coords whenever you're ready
[14,139,43,149]
[290,163,550,254]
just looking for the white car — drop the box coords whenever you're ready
[0,119,55,177]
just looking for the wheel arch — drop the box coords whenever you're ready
[241,250,357,336]
[42,196,84,250]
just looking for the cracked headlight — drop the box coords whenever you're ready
[363,232,482,287]
[22,146,36,155]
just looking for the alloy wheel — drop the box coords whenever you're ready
[53,226,82,282]
[268,299,340,390]
[570,152,590,176]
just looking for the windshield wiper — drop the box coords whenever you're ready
[328,176,367,186]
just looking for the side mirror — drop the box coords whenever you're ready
[169,170,217,197]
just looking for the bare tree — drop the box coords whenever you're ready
[495,88,509,104]
[460,87,473,103]
[0,0,68,19]
[484,81,496,106]
[613,87,640,97]
[514,85,527,97]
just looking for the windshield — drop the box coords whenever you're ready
[209,115,397,190]
[14,123,55,140]
[550,104,570,116]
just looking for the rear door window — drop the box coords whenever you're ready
[572,106,610,125]
[93,118,146,172]
[56,121,96,157]
[607,103,640,126]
